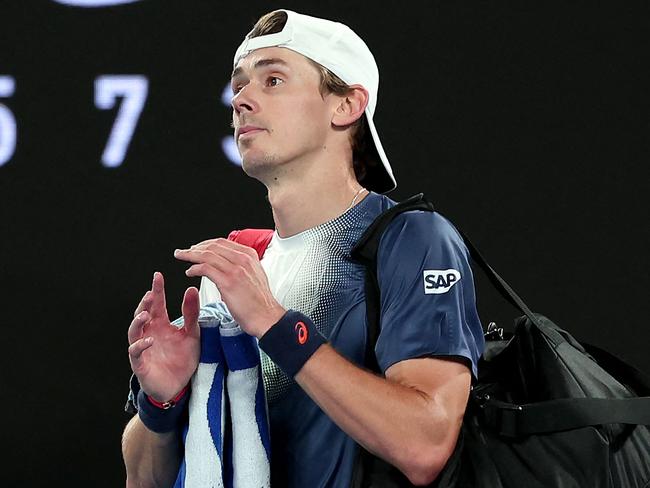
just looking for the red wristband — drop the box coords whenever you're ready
[146,385,189,410]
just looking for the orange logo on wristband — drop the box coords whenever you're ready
[295,321,308,345]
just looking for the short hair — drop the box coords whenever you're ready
[247,10,373,183]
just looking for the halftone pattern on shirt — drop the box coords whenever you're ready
[260,200,371,403]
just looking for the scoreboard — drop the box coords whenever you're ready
[0,73,240,168]
[1,2,648,486]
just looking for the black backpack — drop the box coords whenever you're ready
[350,193,650,488]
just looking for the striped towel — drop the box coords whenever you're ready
[172,302,271,488]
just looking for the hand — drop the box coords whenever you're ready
[174,238,285,338]
[127,272,200,402]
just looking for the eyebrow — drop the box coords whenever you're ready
[231,58,289,80]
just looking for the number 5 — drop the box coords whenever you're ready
[94,75,148,168]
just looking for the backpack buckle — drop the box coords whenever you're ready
[479,397,524,437]
[485,321,504,341]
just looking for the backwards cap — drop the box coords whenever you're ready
[233,9,396,193]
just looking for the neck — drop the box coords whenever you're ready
[265,166,367,238]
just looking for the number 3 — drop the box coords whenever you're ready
[0,76,17,167]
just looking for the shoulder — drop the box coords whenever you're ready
[378,209,467,261]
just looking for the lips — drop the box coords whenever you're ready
[237,125,265,139]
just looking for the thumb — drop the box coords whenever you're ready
[182,286,200,336]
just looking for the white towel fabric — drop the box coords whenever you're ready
[172,303,271,488]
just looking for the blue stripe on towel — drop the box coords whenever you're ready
[207,363,225,460]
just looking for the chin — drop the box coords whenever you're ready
[240,152,280,180]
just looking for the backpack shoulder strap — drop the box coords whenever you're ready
[350,193,435,372]
[228,228,274,260]
[351,193,434,266]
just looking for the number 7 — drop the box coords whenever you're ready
[94,75,148,168]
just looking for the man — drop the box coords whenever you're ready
[122,9,484,488]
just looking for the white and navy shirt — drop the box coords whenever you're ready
[199,191,485,488]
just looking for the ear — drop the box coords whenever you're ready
[331,85,369,128]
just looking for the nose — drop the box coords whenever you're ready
[231,83,258,115]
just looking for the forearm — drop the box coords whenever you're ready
[295,345,462,486]
[122,415,183,488]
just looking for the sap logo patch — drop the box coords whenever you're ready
[423,269,461,294]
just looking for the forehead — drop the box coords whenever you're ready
[231,47,318,79]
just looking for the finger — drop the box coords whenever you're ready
[211,239,259,264]
[181,287,200,338]
[127,310,150,345]
[197,238,259,259]
[184,237,229,249]
[133,291,153,318]
[175,249,235,276]
[176,243,252,268]
[185,263,228,287]
[173,247,216,264]
[186,264,248,303]
[206,237,254,252]
[150,272,168,319]
[128,336,154,363]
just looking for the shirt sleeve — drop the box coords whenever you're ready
[375,210,485,379]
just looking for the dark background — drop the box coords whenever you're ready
[1,0,648,486]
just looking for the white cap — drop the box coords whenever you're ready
[234,9,397,193]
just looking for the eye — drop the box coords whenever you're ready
[267,76,284,88]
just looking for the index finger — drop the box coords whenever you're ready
[181,237,257,258]
[182,237,227,250]
[149,271,168,319]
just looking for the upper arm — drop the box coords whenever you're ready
[385,356,471,467]
[386,356,471,422]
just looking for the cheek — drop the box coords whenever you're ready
[286,97,331,139]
